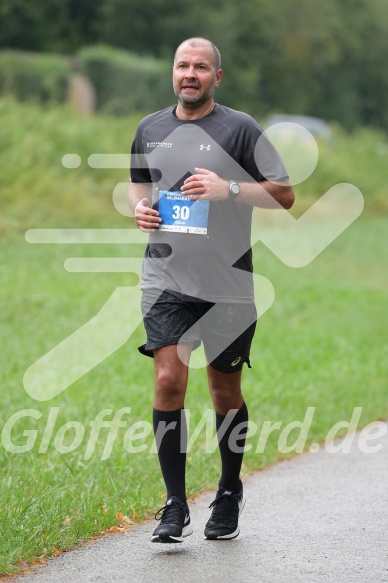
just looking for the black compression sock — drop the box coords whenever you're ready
[152,408,187,502]
[216,402,248,493]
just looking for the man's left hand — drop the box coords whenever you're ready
[181,167,229,201]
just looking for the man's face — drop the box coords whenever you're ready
[173,44,222,107]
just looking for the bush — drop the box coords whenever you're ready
[77,45,173,116]
[0,50,71,104]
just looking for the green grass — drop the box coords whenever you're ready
[0,96,142,235]
[1,218,387,574]
[282,122,388,216]
[0,97,387,574]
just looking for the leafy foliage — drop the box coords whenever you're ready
[77,45,172,115]
[0,0,388,129]
[0,51,70,104]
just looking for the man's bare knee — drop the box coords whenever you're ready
[207,367,243,414]
[153,347,190,410]
[155,368,186,398]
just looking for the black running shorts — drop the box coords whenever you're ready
[139,288,257,373]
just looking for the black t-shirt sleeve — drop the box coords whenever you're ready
[130,125,152,184]
[236,116,289,183]
[253,129,289,182]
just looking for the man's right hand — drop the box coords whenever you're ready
[134,198,162,232]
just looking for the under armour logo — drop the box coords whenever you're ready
[199,144,211,151]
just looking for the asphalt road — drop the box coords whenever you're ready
[13,423,388,583]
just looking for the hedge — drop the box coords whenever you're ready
[0,46,174,115]
[0,50,71,104]
[76,44,173,115]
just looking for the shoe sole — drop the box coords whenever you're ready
[151,523,193,543]
[204,495,246,540]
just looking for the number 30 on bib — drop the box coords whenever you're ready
[158,190,210,235]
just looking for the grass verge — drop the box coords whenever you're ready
[1,216,387,574]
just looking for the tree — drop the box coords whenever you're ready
[1,0,387,129]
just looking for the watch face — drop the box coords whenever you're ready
[230,182,240,194]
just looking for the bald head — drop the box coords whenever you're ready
[174,38,221,72]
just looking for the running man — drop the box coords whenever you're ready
[128,37,294,542]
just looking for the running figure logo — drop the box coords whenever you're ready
[23,122,364,402]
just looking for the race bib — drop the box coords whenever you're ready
[158,190,210,235]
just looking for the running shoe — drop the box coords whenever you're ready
[204,487,246,540]
[151,496,193,543]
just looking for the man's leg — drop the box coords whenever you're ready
[207,366,247,492]
[204,365,248,540]
[201,301,256,494]
[151,343,194,543]
[153,343,192,501]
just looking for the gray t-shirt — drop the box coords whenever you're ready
[130,104,287,303]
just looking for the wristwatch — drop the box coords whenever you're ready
[228,180,240,200]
